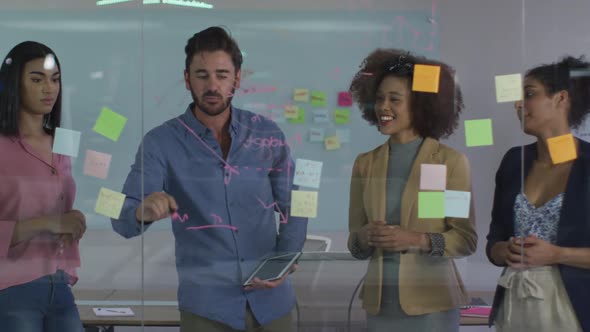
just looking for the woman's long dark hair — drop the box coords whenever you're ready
[0,41,62,136]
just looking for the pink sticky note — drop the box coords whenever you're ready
[338,91,353,106]
[83,150,112,179]
[420,164,447,191]
[460,306,492,318]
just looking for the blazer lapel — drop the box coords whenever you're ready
[400,138,439,228]
[366,142,389,223]
[364,142,389,259]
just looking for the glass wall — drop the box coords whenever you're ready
[1,0,589,331]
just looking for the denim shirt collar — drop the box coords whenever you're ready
[180,103,240,138]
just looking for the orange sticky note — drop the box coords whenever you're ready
[547,133,577,164]
[412,64,440,93]
[324,135,341,150]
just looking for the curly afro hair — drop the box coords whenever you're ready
[349,48,464,140]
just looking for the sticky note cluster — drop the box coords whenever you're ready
[418,163,470,219]
[418,191,471,219]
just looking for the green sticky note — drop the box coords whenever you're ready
[464,119,494,147]
[418,191,445,219]
[95,187,126,219]
[310,91,327,107]
[288,107,306,124]
[334,108,350,125]
[93,107,128,142]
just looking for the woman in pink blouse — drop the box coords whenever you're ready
[0,41,86,331]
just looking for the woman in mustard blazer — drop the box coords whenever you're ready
[347,49,477,332]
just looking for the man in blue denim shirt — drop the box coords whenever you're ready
[112,26,308,331]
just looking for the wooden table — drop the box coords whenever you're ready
[75,288,493,329]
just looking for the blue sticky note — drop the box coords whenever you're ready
[53,127,81,158]
[445,190,471,218]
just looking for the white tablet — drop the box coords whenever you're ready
[243,252,302,286]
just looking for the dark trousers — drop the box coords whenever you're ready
[0,270,83,332]
[180,303,292,332]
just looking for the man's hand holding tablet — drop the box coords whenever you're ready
[243,252,301,291]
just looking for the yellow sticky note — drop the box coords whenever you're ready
[412,64,441,93]
[495,74,523,103]
[290,190,318,218]
[547,133,577,164]
[284,105,299,119]
[293,89,310,102]
[95,187,126,219]
[93,107,128,142]
[324,135,341,150]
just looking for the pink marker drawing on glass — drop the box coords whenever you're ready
[251,114,262,122]
[177,118,240,186]
[380,10,437,53]
[294,133,302,145]
[256,197,288,224]
[186,225,238,231]
[237,84,277,95]
[328,67,341,81]
[173,212,237,231]
[210,213,223,224]
[172,211,189,223]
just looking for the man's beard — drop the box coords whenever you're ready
[192,86,236,117]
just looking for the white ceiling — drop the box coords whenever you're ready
[0,0,431,11]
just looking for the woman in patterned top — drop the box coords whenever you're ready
[486,56,590,332]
